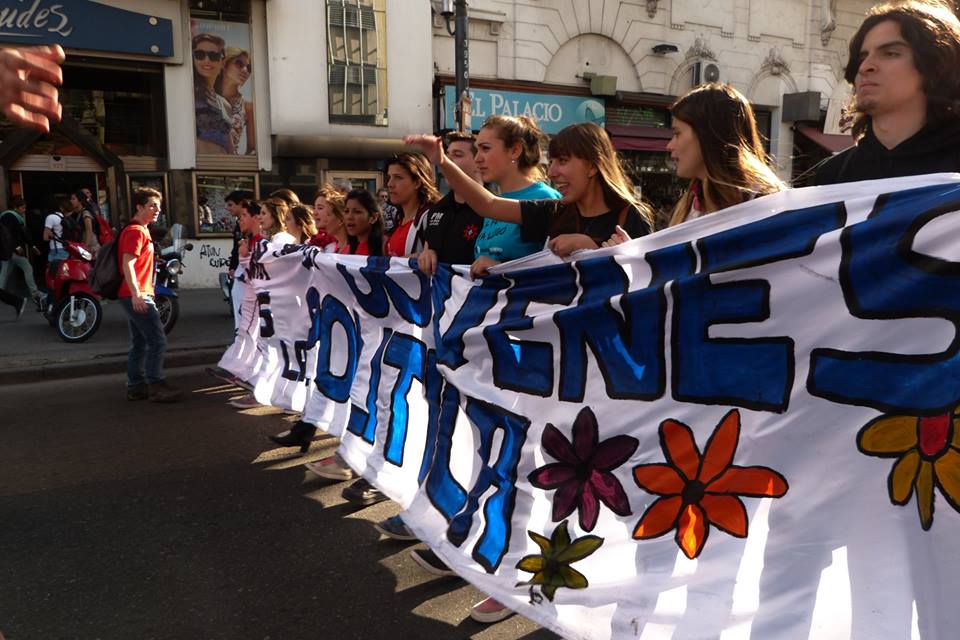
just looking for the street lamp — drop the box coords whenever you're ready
[438,0,469,131]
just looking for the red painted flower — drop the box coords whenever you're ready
[528,406,639,532]
[632,409,788,559]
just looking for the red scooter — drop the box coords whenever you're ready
[40,240,103,343]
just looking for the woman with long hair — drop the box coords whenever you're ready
[666,83,784,226]
[284,204,318,244]
[406,122,653,268]
[215,47,256,155]
[384,152,440,257]
[310,184,345,252]
[342,189,384,256]
[469,115,562,277]
[269,188,301,206]
[258,197,296,244]
[192,33,234,154]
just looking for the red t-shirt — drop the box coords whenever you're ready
[386,218,414,257]
[118,222,154,298]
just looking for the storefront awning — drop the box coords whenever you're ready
[605,124,672,152]
[795,126,853,154]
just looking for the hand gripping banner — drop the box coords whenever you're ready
[220,174,960,640]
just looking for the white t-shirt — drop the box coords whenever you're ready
[44,212,64,252]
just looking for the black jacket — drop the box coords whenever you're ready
[815,119,960,185]
[0,210,29,251]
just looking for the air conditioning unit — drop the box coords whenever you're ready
[691,62,721,85]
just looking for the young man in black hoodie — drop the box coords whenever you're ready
[815,0,960,184]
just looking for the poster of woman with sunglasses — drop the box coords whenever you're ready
[191,18,256,156]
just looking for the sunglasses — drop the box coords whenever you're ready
[193,49,224,62]
[231,59,252,72]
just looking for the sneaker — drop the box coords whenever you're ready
[410,548,457,577]
[305,455,357,481]
[470,597,514,624]
[205,366,235,384]
[229,393,261,409]
[148,381,183,403]
[15,297,27,320]
[374,515,417,541]
[342,478,386,506]
[126,383,149,401]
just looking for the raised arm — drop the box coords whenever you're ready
[403,134,522,224]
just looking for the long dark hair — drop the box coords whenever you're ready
[191,33,225,105]
[345,189,384,256]
[843,0,960,139]
[386,153,441,210]
[668,83,783,226]
[548,122,653,227]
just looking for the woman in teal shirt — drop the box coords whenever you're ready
[470,115,561,278]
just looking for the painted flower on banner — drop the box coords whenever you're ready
[515,520,603,602]
[632,409,789,559]
[858,410,960,530]
[528,406,639,532]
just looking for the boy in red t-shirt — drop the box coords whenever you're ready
[119,188,182,402]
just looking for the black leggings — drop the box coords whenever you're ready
[0,286,23,310]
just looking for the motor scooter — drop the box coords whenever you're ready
[154,224,193,334]
[41,240,102,343]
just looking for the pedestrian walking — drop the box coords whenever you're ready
[0,196,43,306]
[119,188,182,403]
[815,0,960,184]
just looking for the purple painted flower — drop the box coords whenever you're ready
[528,406,639,531]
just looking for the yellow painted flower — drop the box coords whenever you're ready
[858,411,960,530]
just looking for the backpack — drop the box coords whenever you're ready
[88,226,127,299]
[94,212,114,245]
[56,212,84,244]
[0,212,16,260]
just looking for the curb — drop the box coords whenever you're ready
[0,346,228,386]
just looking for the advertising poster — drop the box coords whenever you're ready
[191,18,257,156]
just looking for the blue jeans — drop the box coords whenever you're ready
[119,296,167,388]
[0,253,38,296]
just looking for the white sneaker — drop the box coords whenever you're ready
[470,597,514,623]
[229,393,261,409]
[305,455,357,480]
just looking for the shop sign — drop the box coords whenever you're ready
[443,86,605,134]
[0,0,174,57]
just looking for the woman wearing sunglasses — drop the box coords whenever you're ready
[215,47,256,155]
[192,33,235,154]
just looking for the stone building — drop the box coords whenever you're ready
[432,0,880,201]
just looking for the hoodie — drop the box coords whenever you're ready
[814,118,960,185]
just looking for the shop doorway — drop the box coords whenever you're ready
[19,171,100,214]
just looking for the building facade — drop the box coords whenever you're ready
[431,0,875,204]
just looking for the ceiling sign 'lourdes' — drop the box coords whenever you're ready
[0,0,174,57]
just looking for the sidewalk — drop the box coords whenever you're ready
[0,288,235,384]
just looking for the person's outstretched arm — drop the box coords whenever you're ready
[0,45,65,132]
[404,134,522,224]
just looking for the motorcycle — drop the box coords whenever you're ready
[154,224,193,335]
[41,240,102,343]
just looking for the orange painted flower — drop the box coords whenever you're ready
[632,409,789,559]
[857,410,960,530]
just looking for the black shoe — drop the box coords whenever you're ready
[149,381,183,403]
[269,420,317,454]
[342,478,386,505]
[127,383,149,401]
[410,548,458,577]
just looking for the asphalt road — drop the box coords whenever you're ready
[0,367,557,640]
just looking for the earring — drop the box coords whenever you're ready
[511,159,517,164]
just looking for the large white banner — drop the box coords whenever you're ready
[221,174,960,640]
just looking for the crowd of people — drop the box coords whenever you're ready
[2,0,960,629]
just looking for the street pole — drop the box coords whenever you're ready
[454,0,469,131]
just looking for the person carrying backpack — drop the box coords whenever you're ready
[71,190,101,253]
[42,199,80,264]
[0,196,43,305]
[117,187,182,403]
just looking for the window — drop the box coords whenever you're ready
[194,173,258,236]
[326,0,388,126]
